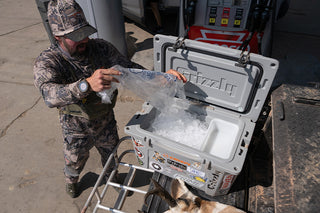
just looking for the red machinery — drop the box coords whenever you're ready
[179,0,289,56]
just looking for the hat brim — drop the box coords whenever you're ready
[64,25,97,42]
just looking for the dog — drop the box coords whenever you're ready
[142,178,246,213]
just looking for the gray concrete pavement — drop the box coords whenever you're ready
[0,0,151,212]
[0,0,319,212]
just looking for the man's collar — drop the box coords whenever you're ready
[58,44,72,59]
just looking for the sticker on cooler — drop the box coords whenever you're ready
[192,176,207,183]
[169,165,183,172]
[134,147,144,159]
[207,172,221,190]
[150,161,163,172]
[152,151,166,163]
[188,26,261,53]
[192,162,202,170]
[132,137,144,147]
[187,167,205,178]
[167,159,187,170]
[174,174,204,188]
[136,156,144,165]
[220,174,234,190]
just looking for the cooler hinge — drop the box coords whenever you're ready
[235,52,250,68]
[172,37,186,51]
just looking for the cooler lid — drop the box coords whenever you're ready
[153,35,279,122]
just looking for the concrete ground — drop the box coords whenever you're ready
[0,0,319,212]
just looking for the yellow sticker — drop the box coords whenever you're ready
[209,17,216,24]
[221,18,228,25]
[195,176,206,183]
[234,20,241,26]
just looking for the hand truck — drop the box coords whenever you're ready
[81,136,154,213]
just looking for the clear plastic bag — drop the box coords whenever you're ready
[97,82,117,104]
[97,65,186,110]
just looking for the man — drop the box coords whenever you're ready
[33,0,186,198]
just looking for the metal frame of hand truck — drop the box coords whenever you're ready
[81,136,154,213]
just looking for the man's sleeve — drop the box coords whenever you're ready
[33,54,89,108]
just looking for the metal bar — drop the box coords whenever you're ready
[93,200,101,213]
[81,136,131,213]
[82,136,154,213]
[94,188,101,203]
[100,168,118,199]
[178,0,186,37]
[119,162,154,173]
[114,167,137,209]
[95,204,127,213]
[107,182,149,195]
[81,152,116,213]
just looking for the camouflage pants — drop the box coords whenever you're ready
[60,110,119,184]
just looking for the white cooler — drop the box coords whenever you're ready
[125,35,279,196]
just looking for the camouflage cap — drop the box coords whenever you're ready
[48,0,97,42]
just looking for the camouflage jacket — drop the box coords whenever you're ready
[33,38,144,123]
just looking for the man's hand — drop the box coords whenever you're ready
[86,68,121,92]
[166,69,187,83]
